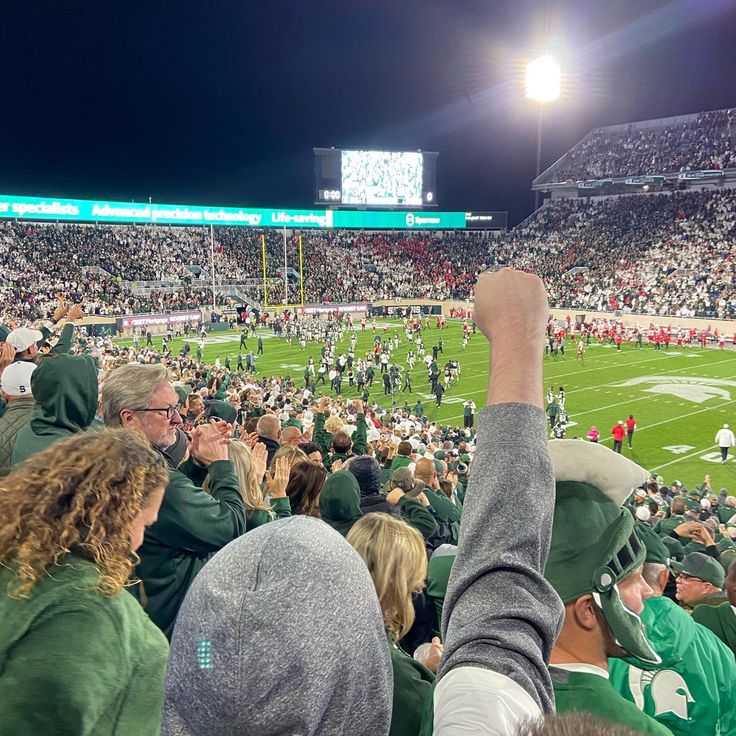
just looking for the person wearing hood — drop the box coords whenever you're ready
[609,524,736,736]
[164,516,393,735]
[544,441,672,735]
[11,353,98,467]
[319,470,363,536]
[346,455,394,515]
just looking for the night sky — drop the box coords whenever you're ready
[2,0,735,225]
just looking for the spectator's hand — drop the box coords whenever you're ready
[244,431,259,449]
[269,456,290,498]
[67,304,84,321]
[190,422,230,465]
[52,302,68,323]
[690,524,715,547]
[252,442,268,483]
[386,488,404,506]
[331,459,344,472]
[673,521,699,538]
[475,268,548,348]
[352,399,364,414]
[416,491,430,507]
[0,342,16,372]
[422,637,444,674]
[318,396,330,413]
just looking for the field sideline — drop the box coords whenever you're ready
[117,319,736,491]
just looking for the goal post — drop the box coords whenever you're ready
[261,232,305,311]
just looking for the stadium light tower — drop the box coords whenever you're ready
[525,55,561,210]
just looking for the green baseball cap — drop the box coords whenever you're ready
[670,552,725,588]
[635,523,671,566]
[661,536,685,562]
[174,384,192,406]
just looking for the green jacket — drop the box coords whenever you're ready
[11,353,98,466]
[399,496,439,541]
[0,397,34,476]
[552,668,673,735]
[658,514,686,537]
[0,556,168,735]
[133,458,246,638]
[423,486,461,545]
[389,634,434,736]
[427,546,456,636]
[692,601,736,658]
[390,454,413,472]
[610,595,736,736]
[40,321,75,356]
[314,411,368,471]
[319,470,363,536]
[246,496,292,532]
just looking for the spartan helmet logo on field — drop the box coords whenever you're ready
[611,376,736,404]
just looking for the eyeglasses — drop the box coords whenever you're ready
[136,405,182,420]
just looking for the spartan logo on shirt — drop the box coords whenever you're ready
[628,668,694,722]
[611,376,736,404]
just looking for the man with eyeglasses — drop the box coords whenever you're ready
[101,363,245,638]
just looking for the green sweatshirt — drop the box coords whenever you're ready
[423,486,461,544]
[609,595,736,736]
[389,634,435,736]
[247,496,292,531]
[11,353,98,466]
[552,668,673,735]
[133,458,246,638]
[319,470,363,536]
[315,411,368,471]
[398,496,439,541]
[0,556,169,735]
[692,601,736,658]
[427,546,456,636]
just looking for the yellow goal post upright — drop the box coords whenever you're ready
[260,232,305,312]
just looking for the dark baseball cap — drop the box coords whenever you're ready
[670,552,725,588]
[387,467,422,497]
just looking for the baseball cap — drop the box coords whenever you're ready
[670,552,725,588]
[0,361,36,396]
[7,327,43,352]
[387,467,423,497]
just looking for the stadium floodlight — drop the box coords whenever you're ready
[525,55,561,103]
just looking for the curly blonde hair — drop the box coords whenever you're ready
[0,429,168,598]
[347,513,427,640]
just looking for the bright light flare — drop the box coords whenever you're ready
[525,55,561,103]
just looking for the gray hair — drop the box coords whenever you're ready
[256,414,280,440]
[102,363,170,427]
[642,562,667,592]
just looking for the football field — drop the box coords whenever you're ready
[119,319,736,491]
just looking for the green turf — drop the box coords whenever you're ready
[117,319,736,491]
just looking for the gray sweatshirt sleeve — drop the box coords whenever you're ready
[437,403,564,713]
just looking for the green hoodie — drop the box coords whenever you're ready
[11,354,98,466]
[0,555,168,735]
[319,471,363,536]
[390,454,412,472]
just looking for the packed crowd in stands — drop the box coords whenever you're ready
[3,185,736,323]
[494,189,736,318]
[542,107,736,183]
[1,272,736,735]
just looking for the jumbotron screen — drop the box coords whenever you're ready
[314,148,438,207]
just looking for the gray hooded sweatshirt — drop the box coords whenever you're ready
[164,516,393,735]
